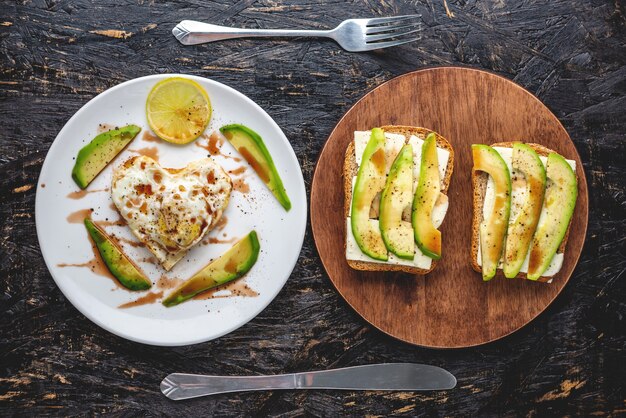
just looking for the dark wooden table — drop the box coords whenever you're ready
[1,1,624,416]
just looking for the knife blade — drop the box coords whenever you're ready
[161,363,456,400]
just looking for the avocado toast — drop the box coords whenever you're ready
[471,142,578,282]
[344,125,455,274]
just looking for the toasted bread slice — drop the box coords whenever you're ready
[344,126,455,274]
[470,142,575,282]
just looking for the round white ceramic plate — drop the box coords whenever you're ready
[35,74,307,346]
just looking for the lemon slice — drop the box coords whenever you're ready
[146,77,212,144]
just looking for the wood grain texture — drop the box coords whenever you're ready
[0,0,624,416]
[311,67,589,348]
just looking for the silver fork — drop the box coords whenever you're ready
[172,15,422,52]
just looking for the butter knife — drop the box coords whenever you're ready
[161,363,456,400]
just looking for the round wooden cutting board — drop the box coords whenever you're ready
[311,67,588,348]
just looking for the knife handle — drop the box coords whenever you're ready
[161,373,298,400]
[161,370,360,400]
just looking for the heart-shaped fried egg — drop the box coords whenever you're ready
[111,156,232,270]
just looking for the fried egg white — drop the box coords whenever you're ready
[111,155,232,270]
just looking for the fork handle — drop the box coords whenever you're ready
[173,20,333,45]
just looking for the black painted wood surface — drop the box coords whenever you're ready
[1,1,624,416]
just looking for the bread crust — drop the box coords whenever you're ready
[470,142,576,282]
[344,126,454,274]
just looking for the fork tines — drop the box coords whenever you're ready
[364,15,422,49]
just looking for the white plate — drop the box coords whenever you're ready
[35,74,307,346]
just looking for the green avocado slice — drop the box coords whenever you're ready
[72,124,141,189]
[351,128,388,261]
[472,144,511,281]
[503,143,546,278]
[527,153,577,280]
[412,133,443,260]
[162,231,260,307]
[83,218,151,291]
[380,143,414,259]
[220,124,291,211]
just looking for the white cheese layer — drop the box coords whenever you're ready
[476,242,564,278]
[346,218,434,269]
[347,131,450,268]
[407,135,450,191]
[478,146,576,277]
[349,177,449,229]
[354,131,406,171]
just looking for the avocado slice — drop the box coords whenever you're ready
[83,218,151,291]
[527,153,577,280]
[412,134,443,260]
[503,143,547,278]
[472,144,511,281]
[380,144,414,259]
[162,231,260,307]
[72,124,141,189]
[220,124,291,211]
[350,128,388,261]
